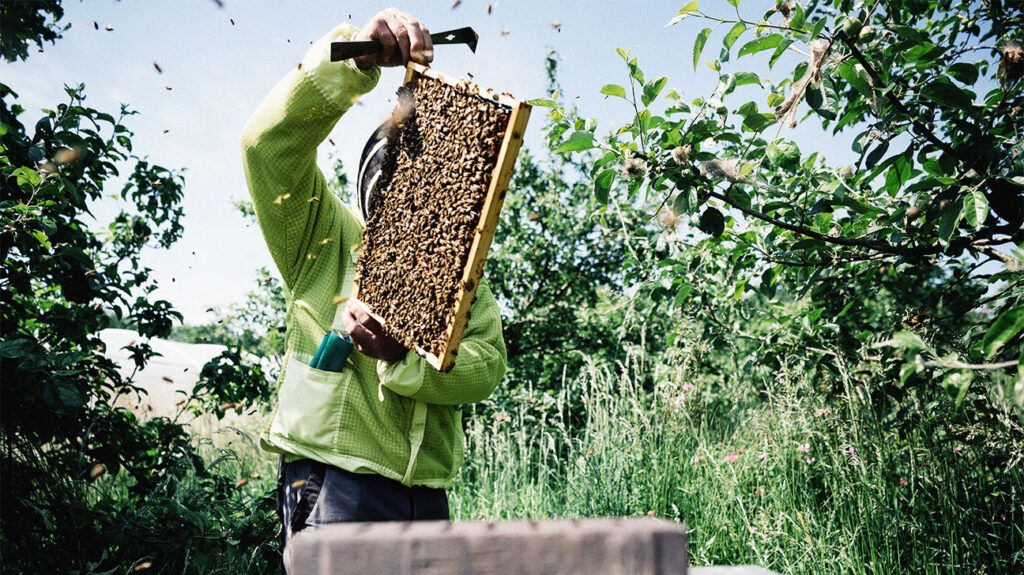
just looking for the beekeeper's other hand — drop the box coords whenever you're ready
[353,8,434,70]
[343,306,408,363]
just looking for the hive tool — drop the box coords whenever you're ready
[330,27,478,62]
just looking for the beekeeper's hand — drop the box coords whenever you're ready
[353,8,434,70]
[343,306,408,363]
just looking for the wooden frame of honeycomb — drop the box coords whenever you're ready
[351,62,531,372]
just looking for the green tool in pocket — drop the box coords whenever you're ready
[309,330,354,373]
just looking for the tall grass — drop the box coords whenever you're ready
[451,352,1024,574]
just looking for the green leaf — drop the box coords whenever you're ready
[697,206,725,236]
[13,166,41,188]
[864,140,889,169]
[594,169,615,205]
[0,339,34,358]
[673,282,693,308]
[737,34,784,58]
[733,71,761,87]
[672,188,699,215]
[768,38,793,68]
[948,62,979,86]
[920,77,975,111]
[983,306,1024,359]
[937,201,963,245]
[666,1,700,27]
[693,27,712,70]
[766,139,800,169]
[600,84,627,99]
[963,189,989,229]
[642,77,669,107]
[876,330,929,353]
[30,229,51,248]
[723,22,746,52]
[528,98,558,108]
[554,131,595,154]
[838,61,872,97]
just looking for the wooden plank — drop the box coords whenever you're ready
[352,63,531,372]
[288,517,689,575]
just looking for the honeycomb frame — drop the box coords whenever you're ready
[351,62,531,372]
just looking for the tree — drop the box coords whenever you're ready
[539,0,1024,456]
[1,3,276,572]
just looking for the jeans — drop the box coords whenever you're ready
[277,457,449,573]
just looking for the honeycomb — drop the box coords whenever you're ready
[355,73,511,359]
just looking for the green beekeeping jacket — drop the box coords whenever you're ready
[240,23,507,488]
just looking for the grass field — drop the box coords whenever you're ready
[451,353,1024,574]
[165,349,1023,574]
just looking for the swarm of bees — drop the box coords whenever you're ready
[355,74,510,358]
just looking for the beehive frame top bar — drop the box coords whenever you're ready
[352,62,531,372]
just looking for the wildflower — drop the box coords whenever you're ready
[620,156,648,180]
[682,383,695,394]
[952,445,963,455]
[671,145,691,165]
[814,407,831,417]
[796,443,810,453]
[845,445,858,458]
[724,451,739,463]
[670,395,686,410]
[898,477,908,487]
[748,526,759,534]
[657,206,680,229]
[758,451,768,461]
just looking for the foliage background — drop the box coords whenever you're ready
[4,0,1024,573]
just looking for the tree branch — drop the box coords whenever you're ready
[707,188,939,256]
[835,30,963,165]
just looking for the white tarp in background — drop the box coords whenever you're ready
[99,328,227,419]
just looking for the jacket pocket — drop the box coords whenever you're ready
[270,354,351,452]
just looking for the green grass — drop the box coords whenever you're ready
[163,351,1022,574]
[450,355,1024,574]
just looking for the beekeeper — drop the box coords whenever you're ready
[239,8,507,571]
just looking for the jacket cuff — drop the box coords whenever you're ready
[377,350,426,397]
[301,23,381,109]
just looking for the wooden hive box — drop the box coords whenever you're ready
[352,62,531,372]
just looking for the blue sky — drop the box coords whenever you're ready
[2,0,855,323]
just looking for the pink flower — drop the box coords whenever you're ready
[682,383,695,394]
[758,451,768,461]
[796,443,811,453]
[723,452,739,463]
[898,478,908,487]
[845,445,857,458]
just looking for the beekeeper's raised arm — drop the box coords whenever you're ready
[239,9,432,289]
